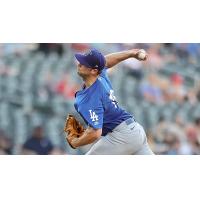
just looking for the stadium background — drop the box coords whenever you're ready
[0,43,200,155]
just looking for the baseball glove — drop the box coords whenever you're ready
[64,114,85,148]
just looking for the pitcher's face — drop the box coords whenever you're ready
[76,62,98,78]
[77,62,92,77]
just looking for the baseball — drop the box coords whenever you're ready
[138,49,146,60]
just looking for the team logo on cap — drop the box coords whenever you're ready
[84,51,92,56]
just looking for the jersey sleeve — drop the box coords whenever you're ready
[100,67,113,88]
[100,67,108,79]
[79,86,104,129]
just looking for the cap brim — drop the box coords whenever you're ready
[75,54,91,67]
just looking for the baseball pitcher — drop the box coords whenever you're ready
[64,48,154,155]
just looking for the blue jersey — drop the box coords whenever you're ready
[74,68,133,136]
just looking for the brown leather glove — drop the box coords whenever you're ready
[64,114,85,148]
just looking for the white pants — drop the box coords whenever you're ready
[86,119,154,155]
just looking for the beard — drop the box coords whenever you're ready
[77,71,87,80]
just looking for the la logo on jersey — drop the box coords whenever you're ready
[89,110,98,122]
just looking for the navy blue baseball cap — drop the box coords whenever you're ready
[75,49,106,71]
